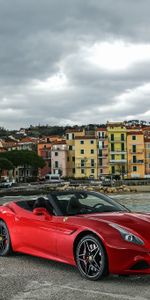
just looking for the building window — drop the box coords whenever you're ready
[91,169,95,174]
[111,143,114,151]
[112,166,115,174]
[91,149,94,154]
[55,161,59,168]
[72,134,75,140]
[69,145,72,150]
[121,143,125,151]
[81,169,85,174]
[80,140,84,144]
[55,152,58,156]
[121,154,125,159]
[133,166,137,172]
[67,157,69,162]
[99,149,102,156]
[72,156,75,162]
[132,135,136,140]
[133,155,136,163]
[132,145,136,153]
[90,140,94,144]
[111,154,115,160]
[66,134,69,140]
[121,134,124,141]
[111,134,114,141]
[81,159,85,167]
[100,169,103,174]
[72,168,75,174]
[99,158,102,166]
[91,159,95,167]
[122,166,126,174]
[80,149,84,154]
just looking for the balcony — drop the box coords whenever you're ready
[129,150,144,154]
[109,159,127,164]
[109,139,125,143]
[98,154,108,158]
[75,163,97,168]
[110,151,126,154]
[129,160,144,164]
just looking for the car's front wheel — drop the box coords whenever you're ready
[0,220,12,256]
[76,235,107,280]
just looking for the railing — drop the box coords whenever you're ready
[129,160,144,164]
[129,150,144,154]
[109,139,125,143]
[75,163,97,168]
[110,151,126,154]
[109,159,127,163]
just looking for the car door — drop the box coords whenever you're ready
[14,208,58,257]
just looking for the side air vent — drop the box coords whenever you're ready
[130,260,149,270]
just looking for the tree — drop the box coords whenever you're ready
[0,150,45,181]
[0,158,14,179]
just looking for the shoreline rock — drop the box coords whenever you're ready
[0,183,141,197]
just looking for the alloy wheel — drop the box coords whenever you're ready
[0,221,11,256]
[76,235,107,280]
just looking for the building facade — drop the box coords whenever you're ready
[96,128,109,178]
[51,141,68,177]
[107,122,127,178]
[127,130,145,178]
[74,136,98,179]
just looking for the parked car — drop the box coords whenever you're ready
[1,190,150,280]
[0,180,13,188]
[45,174,63,183]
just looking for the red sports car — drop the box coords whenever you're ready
[0,191,150,280]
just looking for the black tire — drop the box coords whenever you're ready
[76,234,108,281]
[0,220,12,256]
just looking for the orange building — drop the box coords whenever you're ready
[127,130,145,178]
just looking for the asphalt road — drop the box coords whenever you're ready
[0,254,150,300]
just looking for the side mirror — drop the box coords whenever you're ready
[33,208,52,220]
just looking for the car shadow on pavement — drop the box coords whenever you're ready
[8,252,150,285]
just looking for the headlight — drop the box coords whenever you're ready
[110,223,144,245]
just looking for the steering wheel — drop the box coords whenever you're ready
[92,203,104,209]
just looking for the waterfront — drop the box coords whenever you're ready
[1,192,150,212]
[112,193,150,212]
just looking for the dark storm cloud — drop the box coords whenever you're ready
[0,0,150,129]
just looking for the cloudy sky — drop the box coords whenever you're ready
[0,0,150,129]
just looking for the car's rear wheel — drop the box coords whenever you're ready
[0,220,12,256]
[76,235,107,280]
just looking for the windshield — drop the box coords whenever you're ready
[52,191,129,216]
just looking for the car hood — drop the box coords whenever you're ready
[81,211,150,239]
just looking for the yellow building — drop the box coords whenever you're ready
[107,122,127,178]
[127,130,145,178]
[75,136,98,179]
[65,129,85,177]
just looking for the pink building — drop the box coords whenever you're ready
[51,141,68,177]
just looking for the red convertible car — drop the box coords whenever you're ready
[0,191,150,280]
